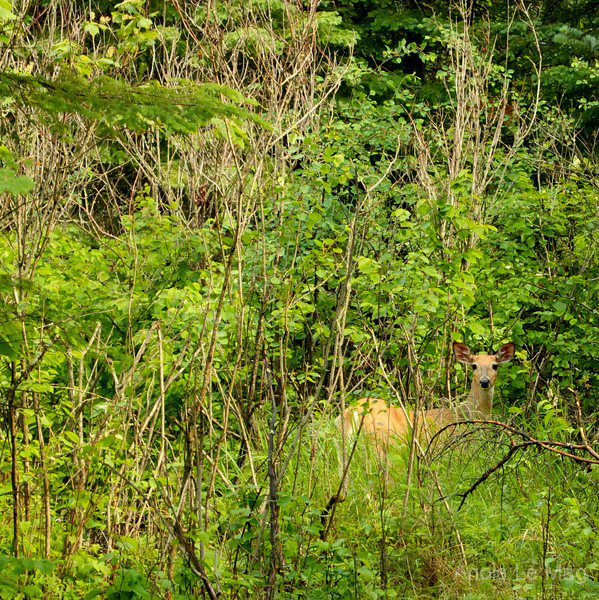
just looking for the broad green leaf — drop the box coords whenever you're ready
[0,0,16,21]
[553,300,567,316]
[0,335,18,359]
[0,168,35,195]
[84,22,100,36]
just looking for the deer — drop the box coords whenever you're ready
[337,341,516,450]
[321,341,515,537]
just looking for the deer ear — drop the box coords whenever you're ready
[495,342,515,364]
[453,342,473,364]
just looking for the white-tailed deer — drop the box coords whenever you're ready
[321,341,516,535]
[336,341,515,452]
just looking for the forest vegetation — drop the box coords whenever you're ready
[1,0,599,598]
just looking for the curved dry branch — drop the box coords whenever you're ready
[423,419,599,510]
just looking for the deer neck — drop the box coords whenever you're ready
[466,382,494,416]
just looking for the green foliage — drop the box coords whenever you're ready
[0,556,56,599]
[0,71,266,140]
[0,146,34,196]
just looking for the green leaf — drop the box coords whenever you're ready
[0,168,35,195]
[468,321,485,336]
[64,431,81,445]
[553,300,567,316]
[84,22,100,37]
[0,335,18,359]
[33,559,55,575]
[0,0,16,21]
[20,382,54,393]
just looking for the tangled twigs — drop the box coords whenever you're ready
[103,461,221,599]
[456,440,532,510]
[570,387,599,462]
[320,413,366,542]
[424,419,599,510]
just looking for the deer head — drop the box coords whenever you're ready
[453,341,515,390]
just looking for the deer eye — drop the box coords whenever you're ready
[471,364,477,370]
[492,363,498,370]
